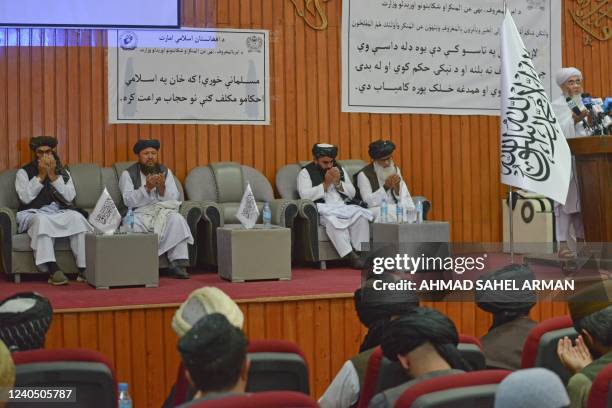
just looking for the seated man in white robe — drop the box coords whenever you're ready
[356,140,416,223]
[550,67,590,258]
[119,139,194,279]
[297,143,373,268]
[15,136,93,285]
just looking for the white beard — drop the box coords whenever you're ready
[374,160,397,186]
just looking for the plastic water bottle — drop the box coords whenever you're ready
[125,208,134,232]
[416,200,423,224]
[118,383,132,408]
[381,197,388,223]
[396,201,403,224]
[262,202,272,227]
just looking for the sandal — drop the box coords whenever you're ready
[558,247,577,259]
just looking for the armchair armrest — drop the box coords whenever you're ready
[268,199,298,229]
[293,199,319,262]
[179,201,203,266]
[413,196,431,220]
[0,207,17,275]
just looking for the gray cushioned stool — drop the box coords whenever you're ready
[85,232,159,289]
[217,225,291,282]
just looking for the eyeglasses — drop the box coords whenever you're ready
[565,79,582,86]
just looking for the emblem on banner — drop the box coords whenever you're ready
[246,35,263,53]
[526,0,545,11]
[119,31,138,50]
[569,0,612,43]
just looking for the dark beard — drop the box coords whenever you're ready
[140,163,160,175]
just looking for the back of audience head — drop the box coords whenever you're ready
[475,264,536,330]
[495,368,569,408]
[0,292,52,352]
[0,340,15,408]
[568,280,612,358]
[381,307,471,376]
[178,313,249,396]
[172,286,244,337]
[354,273,419,352]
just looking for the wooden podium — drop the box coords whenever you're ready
[567,137,612,242]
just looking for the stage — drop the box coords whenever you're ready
[0,266,362,311]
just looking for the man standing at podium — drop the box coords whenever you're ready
[551,67,589,258]
[355,139,416,223]
[119,139,193,279]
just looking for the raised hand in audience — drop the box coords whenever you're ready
[557,335,592,374]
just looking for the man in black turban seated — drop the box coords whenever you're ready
[178,313,249,403]
[475,264,537,370]
[319,274,419,408]
[15,136,93,285]
[118,139,193,278]
[355,139,417,223]
[369,307,471,408]
[297,143,374,268]
[557,280,612,408]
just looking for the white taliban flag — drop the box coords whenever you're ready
[500,10,570,204]
[236,182,260,229]
[89,188,122,235]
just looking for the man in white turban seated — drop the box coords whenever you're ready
[298,143,374,268]
[119,139,194,279]
[550,67,590,258]
[15,136,93,285]
[356,139,416,223]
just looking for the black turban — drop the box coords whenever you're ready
[355,274,420,352]
[475,264,536,315]
[312,143,338,159]
[368,139,395,160]
[133,139,160,154]
[0,292,52,352]
[178,313,247,392]
[381,307,470,370]
[29,136,57,151]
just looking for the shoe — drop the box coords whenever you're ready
[48,270,69,286]
[168,266,190,279]
[346,251,365,270]
[76,272,87,283]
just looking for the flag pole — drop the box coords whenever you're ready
[503,0,514,263]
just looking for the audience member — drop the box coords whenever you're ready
[0,292,52,352]
[178,313,249,405]
[558,280,612,408]
[319,274,419,408]
[163,287,244,407]
[368,307,471,408]
[0,340,15,408]
[494,367,570,408]
[475,264,537,370]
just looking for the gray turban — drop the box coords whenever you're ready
[495,368,569,408]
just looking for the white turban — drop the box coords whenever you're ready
[172,287,244,337]
[555,67,582,87]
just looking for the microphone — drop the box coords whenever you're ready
[581,93,593,110]
[566,97,583,116]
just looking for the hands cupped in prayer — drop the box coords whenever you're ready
[557,335,593,374]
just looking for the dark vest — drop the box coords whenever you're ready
[18,161,72,212]
[302,161,346,204]
[126,162,168,190]
[350,347,377,390]
[354,163,380,192]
